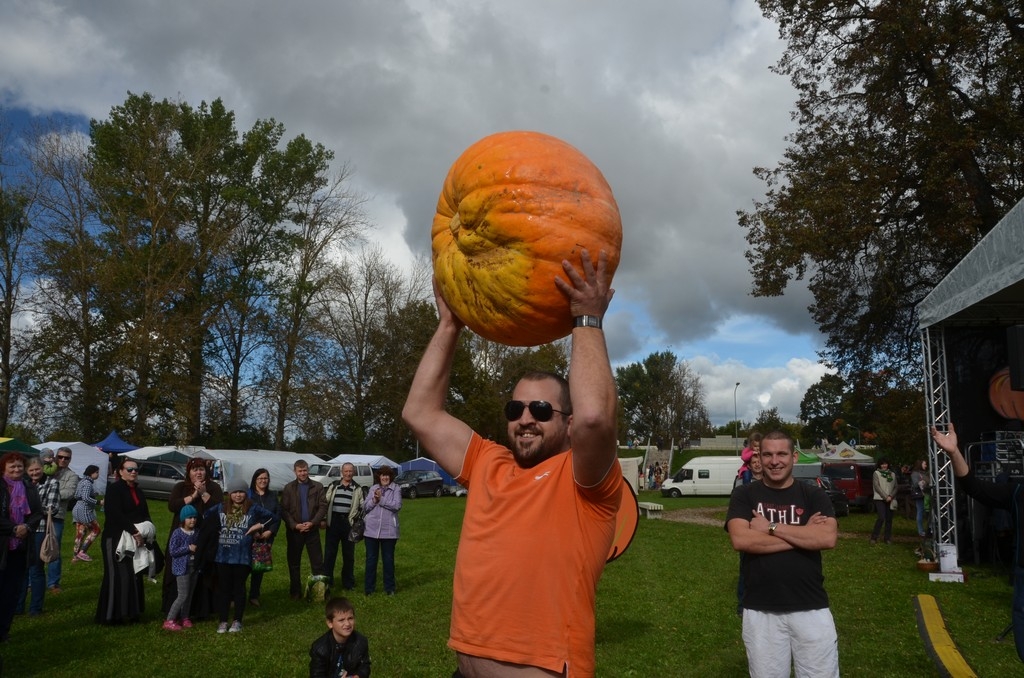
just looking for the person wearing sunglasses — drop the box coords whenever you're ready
[41,446,79,594]
[403,249,620,678]
[95,457,152,625]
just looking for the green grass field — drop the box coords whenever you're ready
[1,491,1019,676]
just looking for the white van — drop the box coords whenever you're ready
[660,456,741,497]
[308,462,375,490]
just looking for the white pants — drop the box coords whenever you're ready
[742,608,839,678]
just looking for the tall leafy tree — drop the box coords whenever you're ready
[615,351,710,448]
[266,163,367,449]
[741,1,1024,379]
[799,373,847,445]
[0,185,30,434]
[19,121,120,440]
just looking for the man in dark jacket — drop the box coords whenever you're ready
[281,459,328,600]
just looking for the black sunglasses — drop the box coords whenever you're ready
[57,455,71,461]
[123,467,139,473]
[503,400,570,423]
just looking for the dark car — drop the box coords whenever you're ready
[394,470,444,499]
[798,476,850,518]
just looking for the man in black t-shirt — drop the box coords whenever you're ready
[726,431,839,678]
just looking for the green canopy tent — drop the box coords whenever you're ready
[0,437,39,454]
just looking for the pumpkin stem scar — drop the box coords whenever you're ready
[448,213,462,236]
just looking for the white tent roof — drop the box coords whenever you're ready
[327,453,402,469]
[817,442,875,463]
[34,441,110,494]
[126,446,198,463]
[194,449,322,492]
[918,196,1024,329]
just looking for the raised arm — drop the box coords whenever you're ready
[930,423,969,478]
[401,280,474,478]
[555,249,617,488]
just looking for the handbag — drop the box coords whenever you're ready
[348,510,365,543]
[251,540,273,572]
[40,511,60,563]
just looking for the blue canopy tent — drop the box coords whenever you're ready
[92,430,139,454]
[399,456,456,486]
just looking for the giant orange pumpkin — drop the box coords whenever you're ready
[432,131,622,346]
[989,367,1024,420]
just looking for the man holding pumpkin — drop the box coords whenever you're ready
[403,249,621,678]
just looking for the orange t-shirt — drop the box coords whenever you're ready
[449,433,621,677]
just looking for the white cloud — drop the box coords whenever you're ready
[0,0,827,425]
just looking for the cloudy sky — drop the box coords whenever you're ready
[0,0,832,427]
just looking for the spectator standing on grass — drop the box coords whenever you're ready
[46,446,79,594]
[163,457,223,619]
[402,250,621,677]
[247,468,280,607]
[1,453,44,642]
[361,466,400,596]
[282,459,328,600]
[15,457,48,616]
[910,459,931,537]
[205,478,275,633]
[95,457,152,625]
[324,463,364,591]
[931,422,1024,663]
[163,504,199,631]
[71,465,103,561]
[309,596,372,678]
[726,430,839,678]
[869,458,898,545]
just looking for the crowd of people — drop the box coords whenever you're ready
[0,444,395,673]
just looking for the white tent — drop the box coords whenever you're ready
[34,441,110,494]
[195,449,322,492]
[126,446,197,464]
[327,453,402,470]
[918,196,1024,329]
[618,456,643,495]
[817,442,875,464]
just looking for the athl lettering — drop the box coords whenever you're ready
[753,502,801,524]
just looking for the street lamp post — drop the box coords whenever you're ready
[733,382,740,454]
[848,424,861,447]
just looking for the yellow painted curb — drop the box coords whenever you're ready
[914,594,978,678]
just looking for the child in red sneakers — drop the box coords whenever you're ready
[164,505,199,631]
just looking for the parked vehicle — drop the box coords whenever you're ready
[308,462,375,490]
[660,456,740,497]
[797,475,850,517]
[394,470,444,498]
[133,460,187,500]
[822,462,875,512]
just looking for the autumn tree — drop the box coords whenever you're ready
[19,120,119,440]
[0,184,30,434]
[615,351,710,448]
[742,1,1024,380]
[799,373,847,445]
[265,163,368,449]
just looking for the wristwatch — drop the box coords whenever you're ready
[573,315,602,329]
[768,522,778,536]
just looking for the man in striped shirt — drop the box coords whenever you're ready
[324,463,363,591]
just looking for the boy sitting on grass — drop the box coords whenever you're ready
[309,597,371,678]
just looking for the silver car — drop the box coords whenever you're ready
[132,460,187,500]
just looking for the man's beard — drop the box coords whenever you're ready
[510,427,566,468]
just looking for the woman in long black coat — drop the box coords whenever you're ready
[95,458,152,624]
